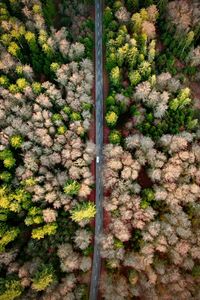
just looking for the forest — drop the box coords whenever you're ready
[0,0,200,299]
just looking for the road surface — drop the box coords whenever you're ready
[89,0,104,299]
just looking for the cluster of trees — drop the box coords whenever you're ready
[101,134,200,299]
[104,1,199,146]
[101,1,200,299]
[157,0,200,77]
[104,3,160,144]
[0,0,95,299]
[104,3,158,87]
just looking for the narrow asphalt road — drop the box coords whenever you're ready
[89,0,104,299]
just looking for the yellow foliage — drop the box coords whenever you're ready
[8,42,20,57]
[32,273,54,291]
[25,31,36,43]
[105,111,118,127]
[70,202,96,223]
[33,4,42,14]
[0,280,22,300]
[0,187,9,209]
[32,223,57,240]
[16,78,28,91]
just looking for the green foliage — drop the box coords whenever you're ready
[57,126,67,135]
[0,186,31,213]
[183,65,197,76]
[130,229,143,252]
[32,82,42,94]
[50,62,60,73]
[104,7,114,28]
[8,84,19,95]
[25,31,37,47]
[79,35,94,59]
[130,104,140,116]
[0,171,12,183]
[169,88,191,111]
[0,277,23,300]
[114,238,124,249]
[25,207,43,226]
[192,265,200,278]
[126,0,139,12]
[113,1,123,11]
[52,113,63,123]
[63,180,80,196]
[32,264,56,291]
[109,130,122,144]
[157,7,199,75]
[83,244,93,256]
[156,52,178,76]
[138,61,151,79]
[70,112,82,121]
[106,52,118,71]
[138,105,198,139]
[131,13,143,34]
[83,18,94,31]
[148,40,156,62]
[11,29,41,73]
[22,27,58,76]
[0,224,20,253]
[110,66,121,87]
[22,177,36,187]
[116,44,128,66]
[0,210,7,222]
[63,106,71,115]
[0,149,15,169]
[82,102,93,111]
[155,0,168,13]
[104,3,157,128]
[15,65,23,75]
[7,42,21,58]
[1,33,11,46]
[0,75,9,88]
[129,70,141,86]
[140,188,155,209]
[41,0,56,27]
[0,4,9,22]
[42,43,54,58]
[161,28,194,61]
[106,95,116,107]
[127,46,139,68]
